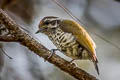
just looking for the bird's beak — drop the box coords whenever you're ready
[35,30,41,34]
[35,29,41,34]
[35,27,47,34]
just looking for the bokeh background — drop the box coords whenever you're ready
[0,0,120,80]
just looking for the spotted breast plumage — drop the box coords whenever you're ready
[47,27,89,60]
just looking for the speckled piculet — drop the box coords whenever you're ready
[36,16,99,75]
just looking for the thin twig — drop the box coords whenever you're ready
[0,48,13,59]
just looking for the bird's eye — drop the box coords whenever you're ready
[45,21,49,25]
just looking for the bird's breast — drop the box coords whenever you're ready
[47,28,75,50]
[47,28,89,60]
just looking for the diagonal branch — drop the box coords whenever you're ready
[0,9,98,80]
[0,35,18,42]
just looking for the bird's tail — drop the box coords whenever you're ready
[92,56,99,75]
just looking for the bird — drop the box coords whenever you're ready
[36,16,99,75]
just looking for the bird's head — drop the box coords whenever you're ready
[36,16,61,34]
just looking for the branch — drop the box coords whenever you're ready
[0,35,18,42]
[0,9,98,80]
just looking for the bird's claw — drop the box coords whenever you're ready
[69,59,77,66]
[44,49,59,62]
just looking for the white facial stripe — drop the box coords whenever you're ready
[49,21,58,28]
[43,17,62,22]
[44,18,56,22]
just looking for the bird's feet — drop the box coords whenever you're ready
[44,49,59,61]
[69,59,77,66]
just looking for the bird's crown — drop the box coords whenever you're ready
[39,16,61,29]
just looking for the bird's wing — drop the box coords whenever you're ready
[59,20,99,74]
[59,20,97,61]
